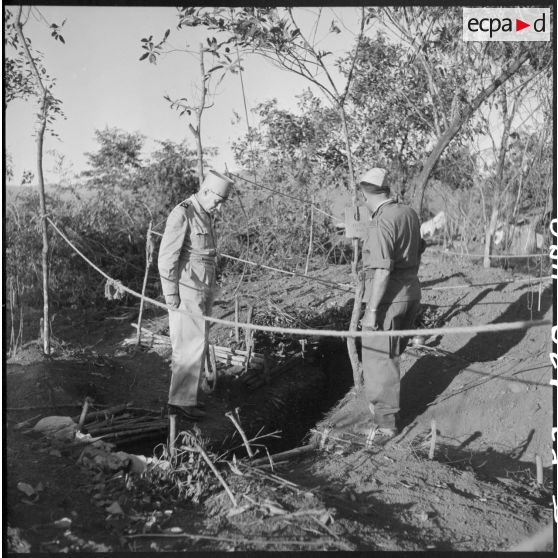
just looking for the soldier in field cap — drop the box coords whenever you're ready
[356,167,425,442]
[158,169,233,421]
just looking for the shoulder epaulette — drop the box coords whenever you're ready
[177,199,192,209]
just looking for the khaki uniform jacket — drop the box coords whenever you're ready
[158,195,217,300]
[362,199,422,304]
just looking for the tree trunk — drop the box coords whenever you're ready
[339,105,359,274]
[409,50,530,215]
[37,100,50,354]
[483,86,513,267]
[15,7,51,355]
[483,204,499,268]
[339,104,363,385]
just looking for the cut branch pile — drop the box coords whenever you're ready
[74,402,167,446]
[123,324,265,370]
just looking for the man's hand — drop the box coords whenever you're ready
[165,294,180,309]
[361,308,378,330]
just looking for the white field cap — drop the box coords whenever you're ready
[359,167,386,188]
[202,170,234,199]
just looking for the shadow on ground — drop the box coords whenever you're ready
[399,285,552,428]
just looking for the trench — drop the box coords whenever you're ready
[117,301,452,458]
[117,338,355,458]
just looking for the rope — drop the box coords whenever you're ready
[150,229,547,293]
[228,171,342,223]
[428,248,549,259]
[422,275,553,292]
[149,229,352,292]
[46,217,550,340]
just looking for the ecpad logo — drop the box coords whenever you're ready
[463,8,550,42]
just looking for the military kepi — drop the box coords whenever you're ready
[203,170,234,199]
[359,168,387,191]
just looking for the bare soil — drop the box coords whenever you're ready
[5,253,555,552]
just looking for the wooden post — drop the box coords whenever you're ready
[234,295,240,343]
[169,414,177,459]
[428,419,437,460]
[304,205,314,275]
[136,221,153,348]
[347,274,365,388]
[77,397,92,433]
[535,454,543,485]
[243,305,254,373]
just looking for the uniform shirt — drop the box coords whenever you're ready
[158,195,217,297]
[362,199,422,303]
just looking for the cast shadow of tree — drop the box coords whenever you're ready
[399,284,552,429]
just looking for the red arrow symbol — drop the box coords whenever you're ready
[516,18,530,31]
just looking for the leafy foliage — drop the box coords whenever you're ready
[5,130,209,311]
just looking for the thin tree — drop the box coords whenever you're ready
[140,31,243,185]
[10,6,65,355]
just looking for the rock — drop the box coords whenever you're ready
[54,517,72,529]
[16,482,36,498]
[33,416,77,441]
[105,501,124,515]
[127,453,150,474]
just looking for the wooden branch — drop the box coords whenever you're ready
[194,441,237,507]
[249,444,315,467]
[225,410,254,458]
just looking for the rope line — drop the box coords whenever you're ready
[228,171,342,223]
[149,229,352,292]
[47,217,550,339]
[428,248,549,259]
[150,229,547,293]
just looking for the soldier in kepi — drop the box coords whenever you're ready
[158,170,234,421]
[357,167,425,442]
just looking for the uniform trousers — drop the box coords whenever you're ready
[167,270,215,407]
[361,299,420,429]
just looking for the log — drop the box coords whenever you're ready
[88,419,167,436]
[97,422,168,440]
[71,403,132,424]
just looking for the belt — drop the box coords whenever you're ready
[190,252,217,266]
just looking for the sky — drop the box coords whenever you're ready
[5,6,371,185]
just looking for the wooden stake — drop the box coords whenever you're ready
[428,419,437,460]
[169,414,177,459]
[304,205,314,275]
[234,296,240,342]
[535,454,543,485]
[136,221,153,349]
[347,274,365,387]
[77,397,92,433]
